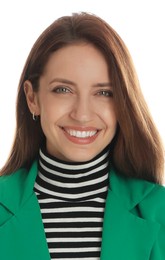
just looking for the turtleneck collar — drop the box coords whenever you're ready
[35,144,110,201]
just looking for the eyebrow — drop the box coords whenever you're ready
[95,82,113,88]
[49,78,113,88]
[49,78,77,86]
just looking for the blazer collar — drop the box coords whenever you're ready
[109,166,156,210]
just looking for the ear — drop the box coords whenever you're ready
[24,80,40,115]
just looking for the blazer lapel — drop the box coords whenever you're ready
[100,168,160,260]
[0,162,51,260]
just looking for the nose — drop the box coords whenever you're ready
[70,96,93,123]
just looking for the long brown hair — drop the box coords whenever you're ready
[1,12,164,183]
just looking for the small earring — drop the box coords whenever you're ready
[32,112,38,121]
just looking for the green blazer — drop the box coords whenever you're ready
[0,161,165,260]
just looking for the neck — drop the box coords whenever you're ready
[34,144,111,201]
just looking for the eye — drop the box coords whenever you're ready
[97,90,113,97]
[52,86,71,94]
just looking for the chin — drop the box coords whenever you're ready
[63,152,97,163]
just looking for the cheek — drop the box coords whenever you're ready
[100,104,117,128]
[39,98,72,123]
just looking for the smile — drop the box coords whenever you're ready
[65,129,97,138]
[61,127,99,144]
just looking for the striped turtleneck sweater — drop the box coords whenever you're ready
[34,145,110,260]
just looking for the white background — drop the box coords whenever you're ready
[0,0,165,169]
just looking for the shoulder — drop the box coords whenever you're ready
[0,161,38,185]
[0,161,38,216]
[0,167,28,184]
[110,167,165,225]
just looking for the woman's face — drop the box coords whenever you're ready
[28,43,117,162]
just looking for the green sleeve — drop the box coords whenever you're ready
[139,185,165,259]
[150,225,165,259]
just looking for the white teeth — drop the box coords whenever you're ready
[65,129,97,138]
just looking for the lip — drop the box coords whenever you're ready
[60,126,100,145]
[62,126,99,131]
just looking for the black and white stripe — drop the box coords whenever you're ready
[34,145,110,260]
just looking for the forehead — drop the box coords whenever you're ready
[43,43,109,77]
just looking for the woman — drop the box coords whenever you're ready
[0,12,165,260]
